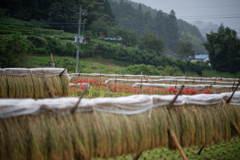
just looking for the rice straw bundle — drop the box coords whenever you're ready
[1,92,240,159]
[32,76,46,99]
[0,74,8,98]
[31,68,70,98]
[60,75,69,96]
[4,68,33,98]
[51,76,63,96]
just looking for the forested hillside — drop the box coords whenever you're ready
[1,0,115,33]
[109,0,207,54]
[1,0,214,75]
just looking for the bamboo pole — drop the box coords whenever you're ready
[168,126,188,160]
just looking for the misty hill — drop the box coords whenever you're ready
[110,0,159,16]
[109,0,207,54]
[189,21,220,38]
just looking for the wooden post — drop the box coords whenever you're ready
[59,64,69,77]
[214,75,218,85]
[231,122,240,138]
[43,73,56,98]
[197,145,204,155]
[168,126,188,160]
[210,84,216,94]
[232,77,236,91]
[71,86,88,114]
[49,53,55,68]
[80,150,89,160]
[227,80,240,104]
[114,77,117,92]
[133,151,143,160]
[168,85,185,108]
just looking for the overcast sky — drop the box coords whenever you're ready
[130,0,240,31]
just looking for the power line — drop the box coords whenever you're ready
[178,14,240,18]
[160,4,240,10]
[179,16,240,20]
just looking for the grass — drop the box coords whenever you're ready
[28,55,126,74]
[202,70,240,78]
[95,137,240,160]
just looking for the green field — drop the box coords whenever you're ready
[28,55,126,74]
[96,137,240,160]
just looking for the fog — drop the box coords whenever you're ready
[130,0,240,34]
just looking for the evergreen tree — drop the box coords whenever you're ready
[202,24,240,73]
[138,31,165,54]
[167,10,179,51]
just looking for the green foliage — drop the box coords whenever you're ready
[27,35,47,48]
[0,8,8,18]
[202,24,240,73]
[162,65,183,76]
[177,40,195,59]
[90,19,108,37]
[95,43,210,75]
[0,33,29,67]
[108,27,137,47]
[33,28,64,35]
[201,70,236,78]
[138,31,165,54]
[179,31,207,55]
[124,64,160,75]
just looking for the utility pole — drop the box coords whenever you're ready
[75,5,82,73]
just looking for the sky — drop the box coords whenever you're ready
[130,0,240,32]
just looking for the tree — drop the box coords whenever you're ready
[138,32,165,54]
[90,19,108,37]
[177,40,195,59]
[0,33,28,68]
[166,10,179,51]
[202,24,240,73]
[48,0,78,32]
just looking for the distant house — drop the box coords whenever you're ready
[101,36,123,45]
[189,54,209,62]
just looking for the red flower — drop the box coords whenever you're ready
[202,90,211,94]
[117,86,123,90]
[77,80,83,83]
[80,86,85,89]
[112,85,116,90]
[103,83,108,86]
[146,88,150,91]
[133,88,138,94]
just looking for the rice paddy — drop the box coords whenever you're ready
[1,71,240,160]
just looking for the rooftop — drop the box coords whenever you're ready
[189,54,209,60]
